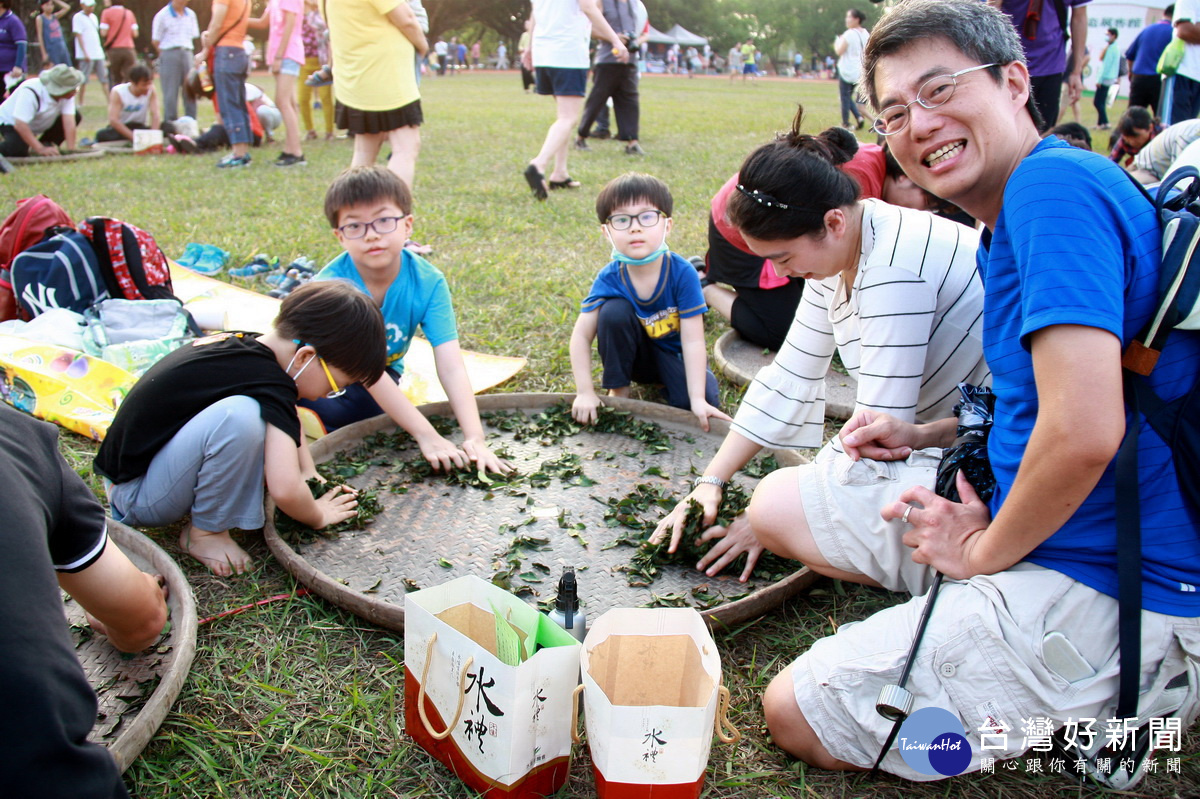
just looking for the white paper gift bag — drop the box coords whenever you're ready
[404,574,582,798]
[577,608,740,798]
[133,129,164,154]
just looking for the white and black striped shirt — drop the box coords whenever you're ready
[732,199,991,451]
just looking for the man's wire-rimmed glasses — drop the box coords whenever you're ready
[872,63,998,136]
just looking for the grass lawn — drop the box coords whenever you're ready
[9,72,1200,798]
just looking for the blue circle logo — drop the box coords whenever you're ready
[896,707,972,776]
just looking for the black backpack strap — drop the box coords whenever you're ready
[85,218,124,298]
[1115,374,1143,721]
[118,222,154,299]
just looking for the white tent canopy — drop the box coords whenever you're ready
[643,25,677,45]
[666,24,708,47]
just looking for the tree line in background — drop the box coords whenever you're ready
[10,0,881,75]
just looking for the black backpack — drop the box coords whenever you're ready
[1115,167,1200,720]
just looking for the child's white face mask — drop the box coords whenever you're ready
[285,349,314,383]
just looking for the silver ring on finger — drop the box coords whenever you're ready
[901,505,913,525]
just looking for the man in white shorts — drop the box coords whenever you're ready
[758,0,1200,787]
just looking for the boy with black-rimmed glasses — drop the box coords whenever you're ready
[569,172,729,431]
[308,165,511,474]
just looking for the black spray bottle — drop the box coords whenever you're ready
[547,567,587,642]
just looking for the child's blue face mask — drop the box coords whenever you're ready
[606,219,670,267]
[611,240,669,266]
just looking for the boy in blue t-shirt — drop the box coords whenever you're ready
[308,166,510,474]
[569,172,730,431]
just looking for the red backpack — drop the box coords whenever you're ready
[0,195,74,321]
[76,217,176,302]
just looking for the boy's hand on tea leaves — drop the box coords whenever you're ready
[417,433,470,472]
[571,392,602,425]
[690,400,732,433]
[463,437,513,475]
[651,481,722,553]
[315,484,359,528]
[695,514,763,583]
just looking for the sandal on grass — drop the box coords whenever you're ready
[524,163,548,200]
[548,177,581,190]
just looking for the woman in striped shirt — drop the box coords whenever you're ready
[654,113,990,590]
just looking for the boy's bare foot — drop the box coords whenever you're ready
[179,526,253,576]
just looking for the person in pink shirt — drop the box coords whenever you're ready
[249,0,304,166]
[98,0,137,84]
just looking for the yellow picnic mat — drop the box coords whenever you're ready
[0,335,134,440]
[0,266,526,440]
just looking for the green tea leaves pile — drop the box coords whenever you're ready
[273,401,790,608]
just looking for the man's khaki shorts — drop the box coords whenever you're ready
[789,564,1200,780]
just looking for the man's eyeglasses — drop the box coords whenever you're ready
[605,210,665,230]
[872,63,998,136]
[337,215,408,239]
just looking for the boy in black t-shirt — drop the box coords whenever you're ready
[94,281,387,576]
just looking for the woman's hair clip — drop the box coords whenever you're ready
[736,183,790,210]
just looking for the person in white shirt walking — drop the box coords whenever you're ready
[71,0,106,104]
[833,8,869,129]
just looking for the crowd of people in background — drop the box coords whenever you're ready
[0,0,1193,176]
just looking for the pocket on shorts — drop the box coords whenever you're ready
[933,616,1041,752]
[834,447,942,487]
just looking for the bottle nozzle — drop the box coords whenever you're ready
[556,567,579,628]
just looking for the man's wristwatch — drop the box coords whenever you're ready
[693,475,726,490]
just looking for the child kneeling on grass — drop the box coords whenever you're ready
[93,281,387,576]
[303,166,511,474]
[570,172,731,432]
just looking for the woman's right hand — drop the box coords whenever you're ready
[838,409,920,462]
[315,484,358,528]
[651,482,723,553]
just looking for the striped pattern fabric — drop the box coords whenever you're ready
[731,199,991,451]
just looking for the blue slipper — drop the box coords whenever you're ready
[177,242,231,275]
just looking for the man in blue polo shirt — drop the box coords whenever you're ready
[756,0,1200,786]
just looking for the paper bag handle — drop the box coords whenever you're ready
[570,684,585,744]
[416,631,475,741]
[715,685,741,744]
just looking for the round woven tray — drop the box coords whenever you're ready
[65,519,197,772]
[9,149,107,164]
[89,141,136,155]
[265,393,818,633]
